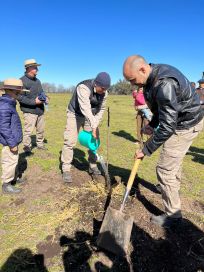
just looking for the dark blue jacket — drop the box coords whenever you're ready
[0,94,23,147]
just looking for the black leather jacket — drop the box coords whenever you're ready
[143,64,204,156]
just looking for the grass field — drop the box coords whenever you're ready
[0,94,203,271]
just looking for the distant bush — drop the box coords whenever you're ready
[108,79,132,95]
[40,79,133,95]
[42,82,75,93]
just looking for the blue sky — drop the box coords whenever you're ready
[0,0,203,87]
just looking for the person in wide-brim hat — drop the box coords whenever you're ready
[0,78,28,194]
[24,58,41,68]
[0,78,29,93]
[18,58,46,153]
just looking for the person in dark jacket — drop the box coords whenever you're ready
[61,72,111,183]
[17,59,47,153]
[196,76,204,109]
[0,79,29,194]
[123,55,204,227]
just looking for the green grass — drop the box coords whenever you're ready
[0,93,203,201]
[1,93,202,196]
[0,94,203,271]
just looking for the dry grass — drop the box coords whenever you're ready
[0,94,203,271]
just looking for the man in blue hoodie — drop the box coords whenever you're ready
[0,79,28,194]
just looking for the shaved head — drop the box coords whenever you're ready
[123,55,151,87]
[123,55,147,71]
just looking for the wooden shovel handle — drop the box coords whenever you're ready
[126,159,141,191]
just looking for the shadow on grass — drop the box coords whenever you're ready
[130,176,163,216]
[4,175,203,271]
[58,150,63,173]
[60,224,131,272]
[1,249,48,272]
[14,152,28,181]
[112,130,136,143]
[73,148,89,171]
[60,232,93,272]
[58,148,89,174]
[31,135,48,147]
[2,216,203,271]
[130,218,204,272]
[60,147,161,195]
[187,146,204,165]
[108,163,160,197]
[58,208,204,272]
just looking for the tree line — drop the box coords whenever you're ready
[0,80,133,95]
[42,80,132,95]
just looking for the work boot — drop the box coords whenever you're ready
[2,183,21,194]
[88,165,101,175]
[150,214,182,228]
[62,172,72,183]
[16,178,26,184]
[11,178,26,185]
[37,145,47,150]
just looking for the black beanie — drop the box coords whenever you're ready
[94,72,111,89]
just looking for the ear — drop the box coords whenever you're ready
[139,66,146,75]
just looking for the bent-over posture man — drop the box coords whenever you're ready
[123,55,203,227]
[61,72,111,183]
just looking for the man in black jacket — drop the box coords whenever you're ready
[123,55,204,227]
[17,59,46,153]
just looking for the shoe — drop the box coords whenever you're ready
[2,183,21,194]
[23,146,32,154]
[37,145,47,150]
[155,184,162,194]
[16,178,26,184]
[11,178,26,185]
[150,214,182,228]
[88,166,101,175]
[62,172,72,183]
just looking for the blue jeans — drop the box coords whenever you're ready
[140,108,152,121]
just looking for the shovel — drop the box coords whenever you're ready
[97,158,141,255]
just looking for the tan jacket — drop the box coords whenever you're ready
[77,84,108,129]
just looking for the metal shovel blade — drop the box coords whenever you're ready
[97,206,134,255]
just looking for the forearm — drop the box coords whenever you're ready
[94,92,107,126]
[143,79,178,156]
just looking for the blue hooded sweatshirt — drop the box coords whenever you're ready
[0,94,23,147]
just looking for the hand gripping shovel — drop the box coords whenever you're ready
[97,158,141,255]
